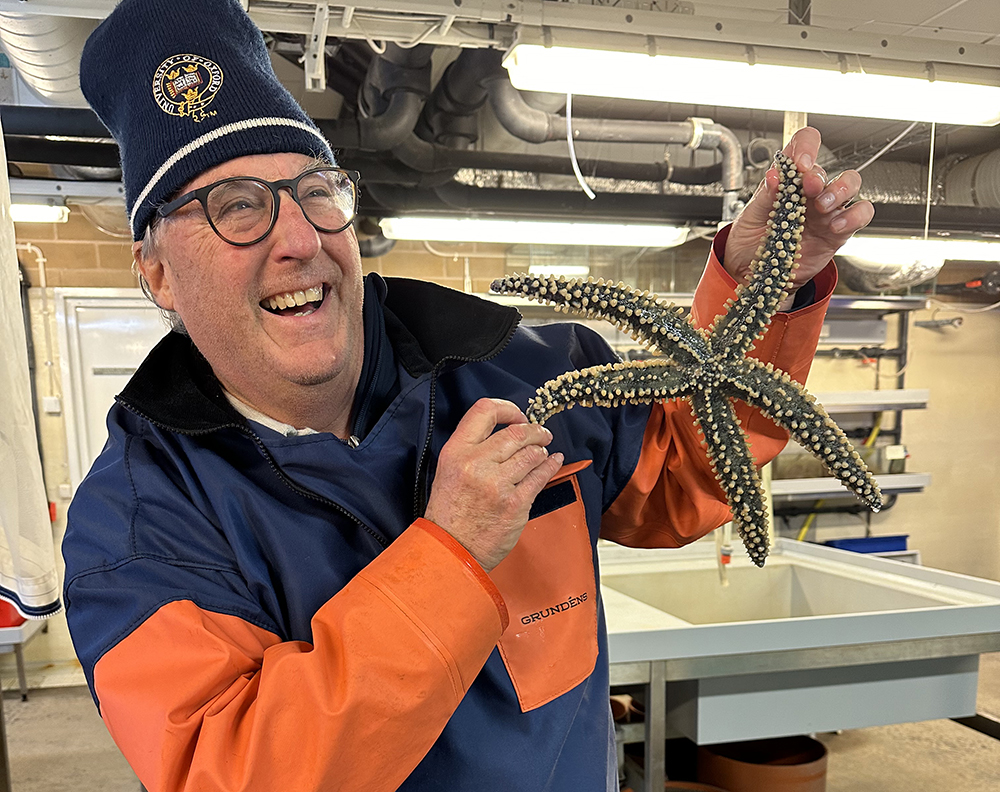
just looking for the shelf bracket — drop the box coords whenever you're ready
[303,2,331,93]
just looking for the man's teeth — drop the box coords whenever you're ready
[264,285,323,312]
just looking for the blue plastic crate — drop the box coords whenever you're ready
[824,535,908,553]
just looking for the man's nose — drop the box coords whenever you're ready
[269,187,321,259]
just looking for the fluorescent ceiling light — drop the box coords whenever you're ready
[504,43,1000,126]
[379,217,689,247]
[10,204,70,224]
[839,236,1000,263]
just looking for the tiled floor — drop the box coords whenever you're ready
[1,654,997,790]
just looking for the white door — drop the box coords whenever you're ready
[56,289,167,491]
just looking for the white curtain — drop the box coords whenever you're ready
[0,116,60,617]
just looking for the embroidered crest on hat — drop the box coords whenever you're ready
[83,0,335,239]
[152,54,224,123]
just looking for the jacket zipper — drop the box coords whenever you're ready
[116,401,389,549]
[412,320,521,520]
[350,337,383,442]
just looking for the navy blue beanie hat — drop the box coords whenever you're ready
[80,0,336,240]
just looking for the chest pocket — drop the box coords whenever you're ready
[489,460,598,712]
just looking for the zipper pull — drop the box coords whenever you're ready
[347,435,361,448]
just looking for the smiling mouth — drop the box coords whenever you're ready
[260,284,326,317]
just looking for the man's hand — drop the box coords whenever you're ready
[425,398,564,572]
[724,126,875,310]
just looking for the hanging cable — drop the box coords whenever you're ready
[923,122,936,241]
[565,93,596,200]
[396,21,440,48]
[927,296,1000,314]
[854,121,918,173]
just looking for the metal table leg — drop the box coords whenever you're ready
[12,647,26,702]
[0,690,13,792]
[643,661,666,792]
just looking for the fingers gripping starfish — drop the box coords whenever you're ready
[491,152,883,566]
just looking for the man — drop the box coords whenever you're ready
[62,0,873,790]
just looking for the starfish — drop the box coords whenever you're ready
[491,152,882,567]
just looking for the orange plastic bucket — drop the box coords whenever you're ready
[697,736,827,792]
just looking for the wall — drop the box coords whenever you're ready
[7,207,1000,681]
[801,309,1000,581]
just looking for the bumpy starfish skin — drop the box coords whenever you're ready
[491,152,882,567]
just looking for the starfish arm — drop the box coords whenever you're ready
[525,359,693,425]
[725,358,884,512]
[689,387,770,567]
[712,152,806,362]
[491,274,706,361]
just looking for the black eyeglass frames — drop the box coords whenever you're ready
[157,167,361,246]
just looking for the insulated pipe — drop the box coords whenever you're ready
[944,150,1000,208]
[0,106,110,138]
[0,13,96,106]
[379,136,719,185]
[485,77,744,192]
[357,230,396,258]
[322,42,433,152]
[363,180,723,223]
[416,48,497,149]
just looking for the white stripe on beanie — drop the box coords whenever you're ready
[130,117,331,234]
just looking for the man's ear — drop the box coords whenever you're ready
[132,238,175,311]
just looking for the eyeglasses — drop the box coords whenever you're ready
[157,167,361,246]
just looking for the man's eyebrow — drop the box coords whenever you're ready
[296,158,333,176]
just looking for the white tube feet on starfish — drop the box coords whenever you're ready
[491,152,882,567]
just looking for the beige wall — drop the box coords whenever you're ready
[7,209,999,678]
[803,307,1000,581]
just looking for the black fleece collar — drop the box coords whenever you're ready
[116,277,520,434]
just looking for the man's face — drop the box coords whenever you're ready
[137,152,365,411]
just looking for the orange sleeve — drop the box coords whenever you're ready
[600,233,836,548]
[93,519,505,792]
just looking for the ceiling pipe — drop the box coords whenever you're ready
[381,47,727,189]
[414,47,495,149]
[0,13,96,106]
[477,56,743,220]
[943,150,1000,209]
[361,179,1000,233]
[0,106,109,137]
[357,229,397,258]
[351,144,722,186]
[362,180,723,223]
[486,75,744,195]
[322,42,433,151]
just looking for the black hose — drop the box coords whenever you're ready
[357,231,396,258]
[321,42,433,151]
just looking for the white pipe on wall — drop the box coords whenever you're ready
[15,243,56,396]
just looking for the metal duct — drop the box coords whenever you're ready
[837,255,944,293]
[854,160,928,205]
[0,14,97,106]
[944,150,1000,209]
[362,180,723,223]
[452,168,724,196]
[835,152,1000,210]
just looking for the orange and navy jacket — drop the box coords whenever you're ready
[62,232,836,792]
